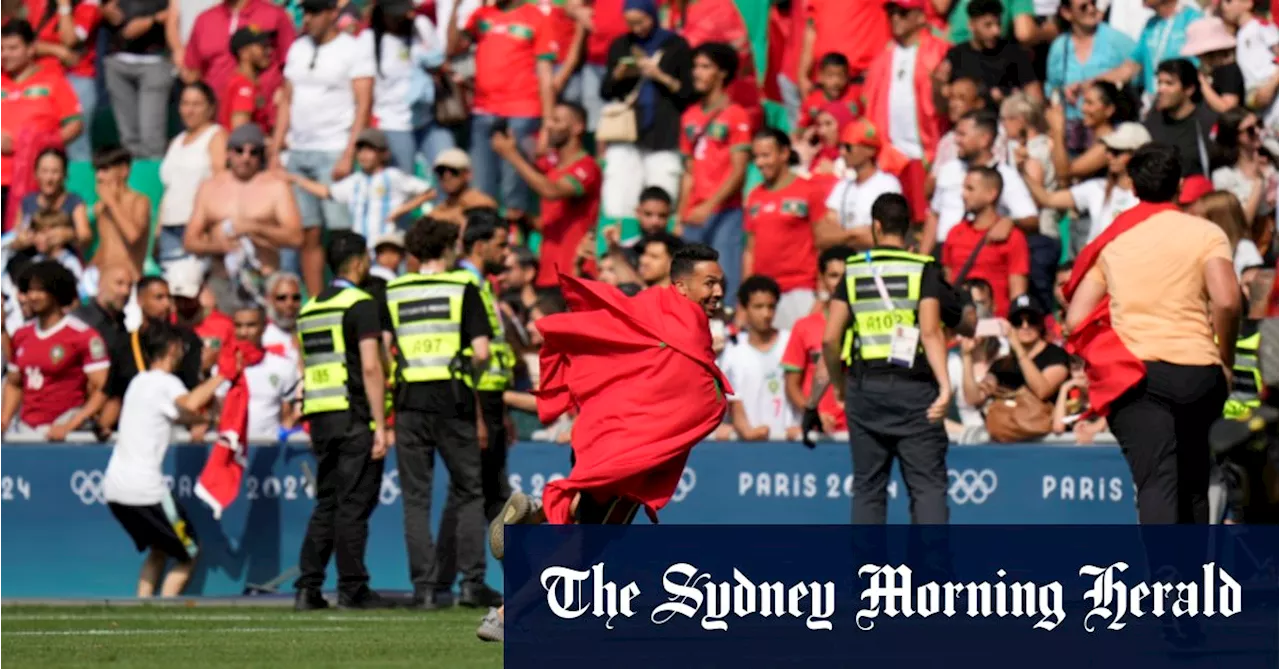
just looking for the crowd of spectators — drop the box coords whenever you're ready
[0,0,1276,445]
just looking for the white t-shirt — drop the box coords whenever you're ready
[329,167,433,244]
[215,352,301,441]
[719,332,796,440]
[364,16,441,132]
[930,160,1038,242]
[1235,239,1265,278]
[1068,178,1139,243]
[824,171,903,230]
[947,351,985,429]
[104,370,188,506]
[284,33,377,152]
[888,44,923,160]
[1237,18,1279,91]
[261,322,300,367]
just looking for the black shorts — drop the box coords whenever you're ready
[568,451,641,524]
[109,494,200,563]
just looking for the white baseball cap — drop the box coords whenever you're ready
[164,257,206,299]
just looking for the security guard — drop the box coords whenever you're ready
[432,209,515,591]
[821,193,967,525]
[294,231,391,610]
[1224,330,1262,419]
[388,217,500,610]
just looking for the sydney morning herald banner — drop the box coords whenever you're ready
[504,526,1277,669]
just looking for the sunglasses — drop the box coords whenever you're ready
[1104,146,1129,156]
[1072,0,1096,10]
[1240,125,1259,137]
[231,145,264,157]
[434,166,461,177]
[274,293,302,303]
[1013,318,1041,328]
[885,5,913,16]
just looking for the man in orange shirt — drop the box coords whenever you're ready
[447,0,557,229]
[1,20,83,219]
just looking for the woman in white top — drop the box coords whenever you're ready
[366,0,454,176]
[1211,108,1276,223]
[1191,190,1266,284]
[158,82,226,267]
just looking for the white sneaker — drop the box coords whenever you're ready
[489,492,539,560]
[476,607,504,642]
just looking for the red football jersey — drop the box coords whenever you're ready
[7,315,108,427]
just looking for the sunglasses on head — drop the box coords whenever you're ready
[274,292,302,303]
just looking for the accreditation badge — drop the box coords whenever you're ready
[887,324,919,368]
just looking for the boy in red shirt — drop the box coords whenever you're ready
[221,27,275,134]
[941,166,1029,316]
[744,127,823,329]
[679,42,751,305]
[491,101,600,288]
[448,0,557,227]
[796,52,862,130]
[798,0,889,94]
[782,245,854,442]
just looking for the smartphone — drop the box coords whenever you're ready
[489,118,509,137]
[975,318,1003,338]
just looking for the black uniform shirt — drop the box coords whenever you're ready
[833,250,962,382]
[308,285,383,434]
[107,324,203,396]
[396,281,494,417]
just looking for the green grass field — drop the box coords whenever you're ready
[1,605,502,668]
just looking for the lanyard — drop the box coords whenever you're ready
[864,252,898,312]
[1152,15,1178,71]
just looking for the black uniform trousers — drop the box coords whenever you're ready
[295,416,385,599]
[433,391,511,590]
[845,373,950,525]
[1107,361,1228,525]
[396,409,486,596]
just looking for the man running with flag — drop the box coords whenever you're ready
[477,243,732,641]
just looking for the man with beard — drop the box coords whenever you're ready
[492,101,602,290]
[262,272,303,367]
[98,277,205,434]
[184,124,303,313]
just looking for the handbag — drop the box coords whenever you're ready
[984,386,1053,443]
[432,72,469,127]
[596,51,663,144]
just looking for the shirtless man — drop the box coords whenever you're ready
[184,124,303,313]
[91,147,151,283]
[428,149,496,229]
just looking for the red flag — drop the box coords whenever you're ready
[535,275,731,524]
[195,339,265,519]
[1064,201,1174,417]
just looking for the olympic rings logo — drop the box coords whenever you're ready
[70,470,106,506]
[671,467,697,503]
[948,468,998,505]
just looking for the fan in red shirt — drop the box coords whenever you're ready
[27,0,101,81]
[783,245,855,443]
[796,52,862,130]
[744,127,824,329]
[183,0,295,106]
[491,101,601,288]
[798,0,889,92]
[1,21,84,200]
[455,0,557,120]
[667,0,763,131]
[1,261,109,440]
[941,166,1030,316]
[220,26,276,133]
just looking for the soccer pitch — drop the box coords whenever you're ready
[1,605,502,668]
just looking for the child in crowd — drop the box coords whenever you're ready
[1053,355,1108,444]
[796,52,861,131]
[718,275,798,441]
[28,209,85,295]
[286,128,436,247]
[222,27,276,134]
[370,231,405,282]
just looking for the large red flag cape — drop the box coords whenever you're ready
[195,339,265,519]
[1063,201,1175,417]
[535,275,731,524]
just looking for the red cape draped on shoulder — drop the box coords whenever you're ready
[535,274,731,524]
[1063,201,1175,417]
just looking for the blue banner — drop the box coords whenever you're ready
[2,441,1138,597]
[504,525,1278,669]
